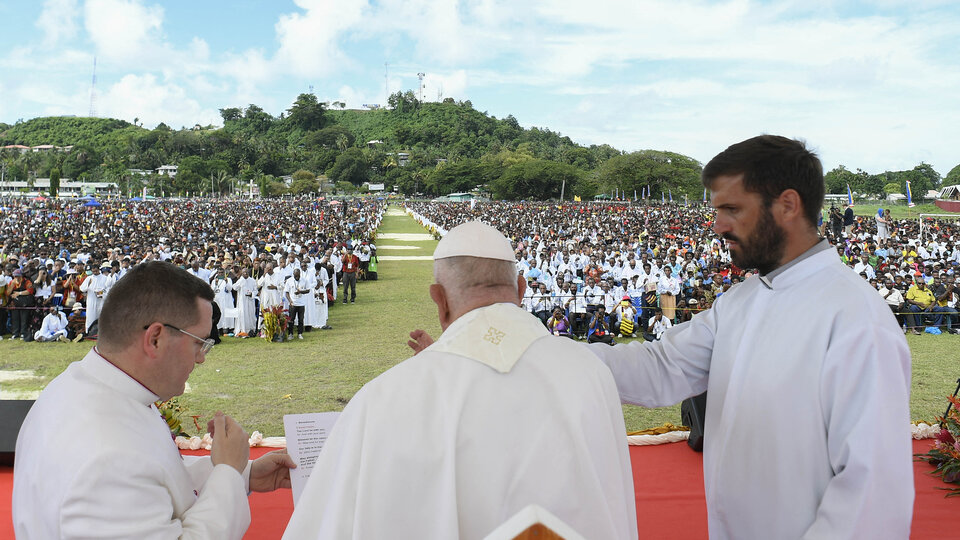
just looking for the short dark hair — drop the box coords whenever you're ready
[98,261,214,349]
[702,135,824,227]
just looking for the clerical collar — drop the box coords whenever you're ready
[759,238,832,289]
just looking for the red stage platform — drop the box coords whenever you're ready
[2,440,955,538]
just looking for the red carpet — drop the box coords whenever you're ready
[2,440,956,538]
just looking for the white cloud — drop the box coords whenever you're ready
[35,0,81,48]
[272,0,369,78]
[100,74,220,128]
[421,70,468,102]
[83,0,164,64]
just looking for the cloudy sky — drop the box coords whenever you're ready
[1,0,958,176]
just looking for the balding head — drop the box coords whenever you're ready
[430,256,524,330]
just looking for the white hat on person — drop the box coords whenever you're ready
[433,221,514,262]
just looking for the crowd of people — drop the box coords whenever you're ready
[0,196,385,342]
[407,198,960,339]
[12,135,919,539]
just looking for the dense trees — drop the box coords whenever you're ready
[946,164,960,187]
[2,95,952,200]
[825,162,943,200]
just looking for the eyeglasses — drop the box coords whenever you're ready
[145,323,215,355]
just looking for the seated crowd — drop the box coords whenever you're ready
[407,200,960,338]
[0,197,385,341]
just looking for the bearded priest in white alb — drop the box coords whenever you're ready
[283,222,637,540]
[588,136,913,539]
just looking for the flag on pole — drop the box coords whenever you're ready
[615,187,619,200]
[661,192,665,204]
[703,187,707,203]
[574,195,581,202]
[669,189,673,203]
[906,180,915,207]
[846,184,854,207]
[634,189,637,201]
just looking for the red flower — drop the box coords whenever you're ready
[936,428,956,446]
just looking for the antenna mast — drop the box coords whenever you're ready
[417,72,425,102]
[88,56,98,117]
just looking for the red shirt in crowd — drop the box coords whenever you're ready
[343,254,360,273]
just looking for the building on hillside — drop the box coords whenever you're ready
[387,152,410,166]
[156,165,178,177]
[2,145,31,154]
[0,178,118,197]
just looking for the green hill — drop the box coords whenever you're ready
[0,116,142,148]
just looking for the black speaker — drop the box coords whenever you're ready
[0,400,35,466]
[680,392,708,452]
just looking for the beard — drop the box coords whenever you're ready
[724,205,785,275]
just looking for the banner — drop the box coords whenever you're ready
[906,180,915,207]
[847,184,854,206]
[703,187,707,203]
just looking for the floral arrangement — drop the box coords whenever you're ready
[156,398,202,438]
[262,305,288,342]
[917,395,960,497]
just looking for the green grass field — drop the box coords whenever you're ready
[848,203,951,220]
[1,206,958,436]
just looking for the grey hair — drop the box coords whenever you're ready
[434,256,518,304]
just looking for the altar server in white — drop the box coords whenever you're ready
[284,221,636,540]
[34,306,68,342]
[211,269,235,331]
[232,266,258,336]
[13,261,295,539]
[313,262,330,329]
[589,136,913,539]
[258,262,283,308]
[78,262,113,331]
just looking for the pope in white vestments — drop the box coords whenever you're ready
[284,222,637,540]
